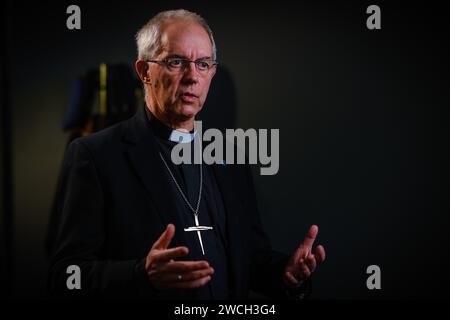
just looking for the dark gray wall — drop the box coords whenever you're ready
[6,0,450,299]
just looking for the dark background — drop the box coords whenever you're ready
[1,0,449,299]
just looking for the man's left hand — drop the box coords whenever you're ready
[283,225,326,288]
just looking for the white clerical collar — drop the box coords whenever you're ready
[169,129,197,144]
[145,107,197,144]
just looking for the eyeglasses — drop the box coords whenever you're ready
[147,57,218,75]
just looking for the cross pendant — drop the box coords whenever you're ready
[184,215,213,255]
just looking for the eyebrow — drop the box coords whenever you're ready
[165,53,212,60]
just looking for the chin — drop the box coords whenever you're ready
[177,103,201,119]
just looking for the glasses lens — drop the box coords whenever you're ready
[166,58,184,70]
[195,60,210,71]
[164,58,216,74]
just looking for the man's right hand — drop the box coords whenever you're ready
[145,224,214,289]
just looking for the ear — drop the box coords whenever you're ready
[209,65,217,79]
[135,60,151,83]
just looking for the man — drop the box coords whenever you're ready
[49,9,325,299]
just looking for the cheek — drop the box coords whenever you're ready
[154,73,178,93]
[200,82,212,101]
[161,76,171,90]
[163,76,182,99]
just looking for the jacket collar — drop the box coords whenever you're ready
[122,106,188,248]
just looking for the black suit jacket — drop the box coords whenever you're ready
[49,106,304,299]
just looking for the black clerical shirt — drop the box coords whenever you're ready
[146,110,230,299]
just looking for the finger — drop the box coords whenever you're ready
[159,260,211,273]
[302,247,310,260]
[315,245,326,263]
[153,267,214,284]
[305,254,317,273]
[292,258,311,279]
[152,224,175,250]
[284,271,299,287]
[166,276,212,289]
[298,262,311,279]
[152,246,189,264]
[151,264,213,288]
[291,245,306,266]
[302,225,318,248]
[169,267,215,282]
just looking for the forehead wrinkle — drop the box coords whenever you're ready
[159,21,212,59]
[164,53,212,61]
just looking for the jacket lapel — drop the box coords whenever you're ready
[211,163,248,298]
[122,107,188,247]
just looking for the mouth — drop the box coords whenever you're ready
[179,92,198,103]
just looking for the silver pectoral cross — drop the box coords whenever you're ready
[184,215,213,255]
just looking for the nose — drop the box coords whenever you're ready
[182,62,199,84]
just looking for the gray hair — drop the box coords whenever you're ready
[136,9,217,61]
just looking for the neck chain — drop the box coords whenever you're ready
[159,152,203,216]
